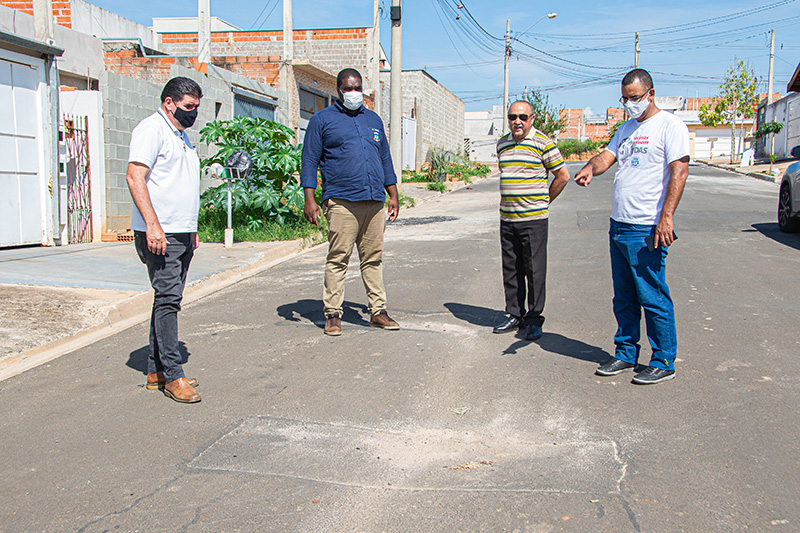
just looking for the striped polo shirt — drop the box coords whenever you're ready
[496,128,565,221]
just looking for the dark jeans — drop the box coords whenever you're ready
[134,232,194,382]
[609,219,677,371]
[500,218,548,326]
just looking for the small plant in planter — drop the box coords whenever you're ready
[429,147,454,182]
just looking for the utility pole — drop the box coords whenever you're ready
[372,0,381,116]
[634,32,640,68]
[502,19,511,135]
[198,0,211,64]
[280,0,294,133]
[390,0,402,183]
[767,28,775,105]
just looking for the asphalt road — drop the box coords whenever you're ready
[1,164,798,532]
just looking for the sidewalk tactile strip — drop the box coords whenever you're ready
[189,417,623,493]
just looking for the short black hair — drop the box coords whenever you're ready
[161,77,203,103]
[337,68,362,89]
[622,69,653,91]
[509,100,534,114]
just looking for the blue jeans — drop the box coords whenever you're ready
[609,219,677,371]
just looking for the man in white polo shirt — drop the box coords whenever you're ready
[126,77,203,403]
[574,69,690,385]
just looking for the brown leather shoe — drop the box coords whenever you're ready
[146,372,198,390]
[324,315,342,336]
[163,377,201,403]
[370,310,400,330]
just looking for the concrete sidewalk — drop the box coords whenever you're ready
[0,177,482,381]
[0,238,317,381]
[696,156,796,182]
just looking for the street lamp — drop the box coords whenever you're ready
[502,12,557,135]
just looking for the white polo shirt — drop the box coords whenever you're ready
[128,108,200,233]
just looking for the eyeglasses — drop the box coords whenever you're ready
[619,90,651,104]
[507,114,530,121]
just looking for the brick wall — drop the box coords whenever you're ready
[158,28,371,77]
[211,55,281,88]
[0,0,71,27]
[559,108,584,139]
[99,66,233,231]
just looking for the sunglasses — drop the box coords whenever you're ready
[507,114,530,121]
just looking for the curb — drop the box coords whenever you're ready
[696,160,777,183]
[0,238,324,383]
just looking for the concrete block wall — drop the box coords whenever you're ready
[381,70,464,169]
[99,66,234,232]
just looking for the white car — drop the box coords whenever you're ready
[778,147,800,233]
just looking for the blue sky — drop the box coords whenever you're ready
[89,0,800,115]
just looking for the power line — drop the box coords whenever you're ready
[531,0,796,39]
[248,0,280,30]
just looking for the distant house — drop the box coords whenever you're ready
[755,62,800,160]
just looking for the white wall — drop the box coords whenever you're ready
[71,0,158,48]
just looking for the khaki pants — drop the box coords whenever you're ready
[322,198,387,317]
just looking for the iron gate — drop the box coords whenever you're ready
[63,115,92,243]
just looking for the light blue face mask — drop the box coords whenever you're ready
[342,91,363,111]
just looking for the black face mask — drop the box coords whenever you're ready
[173,106,198,128]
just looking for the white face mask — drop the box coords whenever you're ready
[341,91,363,111]
[624,96,650,119]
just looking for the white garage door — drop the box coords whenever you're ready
[0,58,43,247]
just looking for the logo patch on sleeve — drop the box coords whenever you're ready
[372,129,381,142]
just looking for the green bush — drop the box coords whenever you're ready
[556,139,602,159]
[199,116,305,231]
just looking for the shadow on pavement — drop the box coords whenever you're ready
[276,299,370,328]
[126,342,191,374]
[536,333,610,364]
[443,302,505,328]
[750,223,800,251]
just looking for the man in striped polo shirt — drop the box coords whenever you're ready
[493,100,571,340]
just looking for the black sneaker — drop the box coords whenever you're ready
[632,366,675,385]
[595,358,636,376]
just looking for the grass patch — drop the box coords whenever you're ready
[198,207,327,244]
[427,181,448,193]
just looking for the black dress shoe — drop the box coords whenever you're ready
[493,316,521,334]
[525,324,542,340]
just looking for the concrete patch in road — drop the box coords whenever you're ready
[189,417,624,494]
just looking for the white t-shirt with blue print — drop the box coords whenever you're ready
[605,110,690,225]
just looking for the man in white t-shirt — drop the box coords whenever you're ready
[126,77,203,403]
[574,69,690,385]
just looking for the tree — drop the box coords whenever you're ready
[699,100,727,160]
[718,59,760,164]
[755,120,785,175]
[524,89,565,138]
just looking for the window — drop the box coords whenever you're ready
[234,95,275,121]
[299,87,329,120]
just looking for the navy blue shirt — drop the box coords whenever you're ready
[300,102,397,202]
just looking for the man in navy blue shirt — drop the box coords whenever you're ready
[301,68,400,336]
